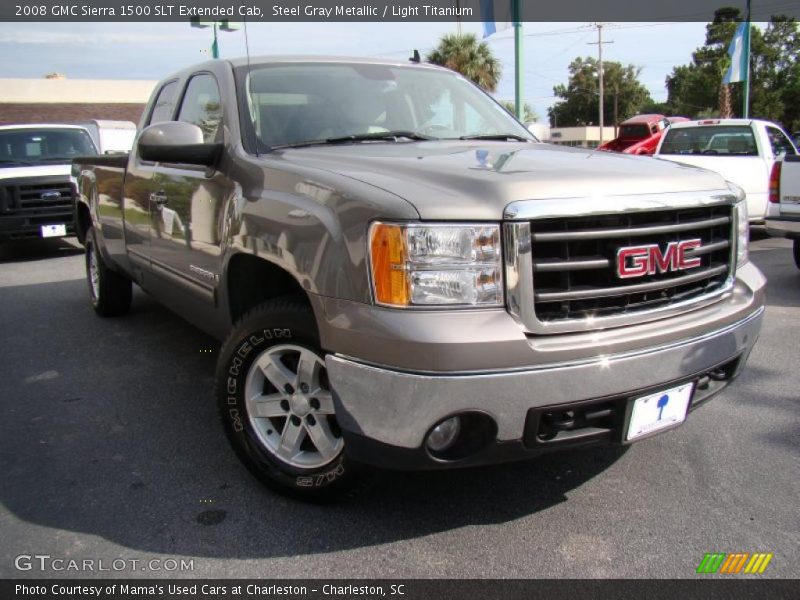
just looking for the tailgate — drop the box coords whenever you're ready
[779,155,800,217]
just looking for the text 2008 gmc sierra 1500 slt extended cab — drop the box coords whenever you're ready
[73,57,765,500]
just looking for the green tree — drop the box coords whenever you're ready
[426,33,502,92]
[665,9,800,130]
[500,100,537,123]
[548,57,653,127]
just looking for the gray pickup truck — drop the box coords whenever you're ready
[73,56,765,500]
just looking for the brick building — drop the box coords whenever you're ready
[0,77,156,126]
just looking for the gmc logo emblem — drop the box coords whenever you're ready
[617,239,702,279]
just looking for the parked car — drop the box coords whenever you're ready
[0,124,97,242]
[655,118,798,222]
[765,155,800,268]
[73,57,764,501]
[598,114,687,155]
[78,120,137,154]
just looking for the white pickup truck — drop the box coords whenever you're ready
[766,155,800,268]
[655,118,798,222]
[0,123,98,242]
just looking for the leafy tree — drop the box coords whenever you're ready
[500,100,538,123]
[426,33,502,92]
[665,9,800,130]
[548,57,653,127]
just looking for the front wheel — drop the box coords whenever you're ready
[793,238,800,270]
[216,298,366,501]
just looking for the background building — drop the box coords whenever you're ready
[548,126,617,148]
[0,76,156,125]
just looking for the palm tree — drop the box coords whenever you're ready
[426,33,502,92]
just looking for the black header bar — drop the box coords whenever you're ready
[3,0,800,23]
[3,579,799,600]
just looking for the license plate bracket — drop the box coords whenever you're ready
[626,382,694,441]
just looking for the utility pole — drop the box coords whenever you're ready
[588,23,613,144]
[613,85,619,137]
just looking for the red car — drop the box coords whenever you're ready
[599,114,688,155]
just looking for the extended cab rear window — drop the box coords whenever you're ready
[619,124,650,139]
[660,125,758,156]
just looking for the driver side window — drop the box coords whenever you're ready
[177,74,223,143]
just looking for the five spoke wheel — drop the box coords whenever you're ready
[244,344,342,469]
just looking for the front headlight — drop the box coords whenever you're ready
[728,181,749,269]
[368,222,503,307]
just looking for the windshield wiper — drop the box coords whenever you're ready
[270,131,436,150]
[458,133,531,142]
[325,131,436,143]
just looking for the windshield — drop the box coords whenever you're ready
[237,63,534,150]
[660,125,758,156]
[0,128,98,166]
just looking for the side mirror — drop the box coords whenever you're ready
[138,121,222,166]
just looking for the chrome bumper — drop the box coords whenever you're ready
[765,217,800,236]
[326,307,763,451]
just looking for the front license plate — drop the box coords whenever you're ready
[40,224,67,238]
[626,382,694,441]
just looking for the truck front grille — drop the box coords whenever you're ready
[16,182,75,211]
[528,205,734,323]
[1,178,75,214]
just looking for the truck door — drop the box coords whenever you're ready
[123,79,179,278]
[147,73,228,305]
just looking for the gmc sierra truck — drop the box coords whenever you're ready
[766,155,800,268]
[1,124,97,242]
[73,57,765,500]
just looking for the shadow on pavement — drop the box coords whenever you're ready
[748,236,799,309]
[0,237,83,263]
[0,277,627,560]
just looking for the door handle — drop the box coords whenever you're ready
[150,191,168,207]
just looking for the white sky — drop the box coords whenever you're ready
[0,21,712,119]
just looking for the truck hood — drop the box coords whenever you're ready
[282,141,730,220]
[0,164,72,180]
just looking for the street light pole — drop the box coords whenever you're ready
[190,18,241,59]
[513,0,523,120]
[743,0,752,118]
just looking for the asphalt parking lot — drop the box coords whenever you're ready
[0,233,798,579]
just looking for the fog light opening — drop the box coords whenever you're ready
[426,416,461,453]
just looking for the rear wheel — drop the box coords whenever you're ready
[793,239,800,270]
[85,226,132,317]
[216,298,366,501]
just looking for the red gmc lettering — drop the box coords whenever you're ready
[617,239,702,278]
[677,239,702,270]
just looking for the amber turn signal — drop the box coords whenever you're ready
[369,223,410,306]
